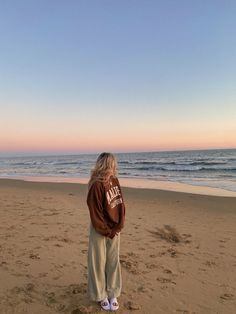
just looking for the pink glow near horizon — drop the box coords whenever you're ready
[1,115,235,154]
[1,137,235,154]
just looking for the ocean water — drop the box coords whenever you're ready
[0,149,236,192]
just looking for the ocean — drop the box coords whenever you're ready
[0,149,236,192]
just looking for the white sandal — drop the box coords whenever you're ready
[100,297,110,311]
[110,297,119,311]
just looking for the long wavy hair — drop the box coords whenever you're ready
[88,152,117,190]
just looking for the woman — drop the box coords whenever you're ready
[87,152,126,311]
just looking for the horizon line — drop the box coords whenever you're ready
[0,146,236,158]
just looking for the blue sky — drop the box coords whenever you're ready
[0,0,236,154]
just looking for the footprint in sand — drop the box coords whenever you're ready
[204,260,216,267]
[71,305,96,314]
[29,253,40,260]
[146,263,159,270]
[38,272,48,278]
[219,239,227,243]
[44,291,57,306]
[124,301,141,310]
[163,268,173,274]
[220,293,234,301]
[156,277,176,284]
[137,247,146,251]
[219,244,225,248]
[149,254,157,258]
[9,283,35,305]
[66,283,87,295]
[55,243,64,247]
[167,247,178,258]
[127,252,138,258]
[120,254,139,274]
[0,261,8,267]
[137,285,148,293]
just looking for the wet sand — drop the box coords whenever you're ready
[0,178,235,314]
[3,175,236,197]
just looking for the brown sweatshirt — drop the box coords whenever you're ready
[87,176,125,238]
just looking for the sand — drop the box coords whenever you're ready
[4,176,236,197]
[0,178,235,314]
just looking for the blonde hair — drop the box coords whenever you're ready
[88,152,117,189]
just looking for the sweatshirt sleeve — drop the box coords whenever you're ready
[116,178,126,230]
[108,180,126,239]
[87,181,112,237]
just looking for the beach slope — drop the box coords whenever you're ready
[0,179,235,314]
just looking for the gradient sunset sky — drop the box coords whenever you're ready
[0,1,236,155]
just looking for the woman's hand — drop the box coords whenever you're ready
[108,226,121,239]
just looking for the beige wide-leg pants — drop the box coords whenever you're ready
[87,223,122,301]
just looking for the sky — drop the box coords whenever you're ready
[0,0,236,155]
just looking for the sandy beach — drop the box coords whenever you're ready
[0,178,235,314]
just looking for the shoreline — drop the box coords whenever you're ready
[0,175,236,197]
